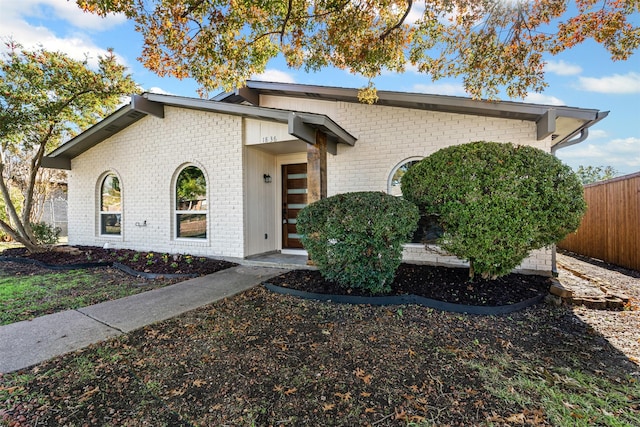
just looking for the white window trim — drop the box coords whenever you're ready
[387,156,424,195]
[173,164,209,241]
[99,173,123,239]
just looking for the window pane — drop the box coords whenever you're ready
[389,160,419,197]
[176,166,206,211]
[101,175,121,212]
[177,214,207,239]
[101,213,121,235]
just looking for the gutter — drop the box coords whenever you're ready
[551,111,609,155]
[549,110,609,276]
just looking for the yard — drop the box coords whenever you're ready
[1,251,639,426]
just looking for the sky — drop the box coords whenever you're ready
[1,0,639,176]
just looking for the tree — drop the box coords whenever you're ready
[0,42,138,252]
[575,165,618,185]
[77,0,639,100]
[401,141,586,279]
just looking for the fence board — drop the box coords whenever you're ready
[559,172,640,272]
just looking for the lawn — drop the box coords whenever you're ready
[0,266,181,325]
[2,286,639,426]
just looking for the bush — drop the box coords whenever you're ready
[297,191,419,294]
[30,222,61,245]
[401,141,586,279]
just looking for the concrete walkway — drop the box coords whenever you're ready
[0,265,286,374]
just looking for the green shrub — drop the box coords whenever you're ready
[401,141,586,279]
[297,191,419,294]
[30,222,61,245]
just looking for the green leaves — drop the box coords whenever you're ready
[297,191,419,294]
[402,141,586,279]
[0,43,138,251]
[78,1,639,99]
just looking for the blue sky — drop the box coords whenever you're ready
[1,0,639,175]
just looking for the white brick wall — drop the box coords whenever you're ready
[69,96,555,274]
[68,107,245,258]
[262,96,554,274]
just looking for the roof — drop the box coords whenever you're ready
[43,82,607,170]
[42,92,357,170]
[216,81,608,151]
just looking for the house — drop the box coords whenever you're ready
[42,81,607,275]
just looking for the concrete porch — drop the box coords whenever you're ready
[244,252,314,270]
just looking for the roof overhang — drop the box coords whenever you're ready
[42,92,357,170]
[216,81,608,151]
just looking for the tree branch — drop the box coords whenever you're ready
[280,0,294,45]
[380,0,413,41]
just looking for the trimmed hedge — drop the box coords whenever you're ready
[401,141,586,279]
[297,191,419,294]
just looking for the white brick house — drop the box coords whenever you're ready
[43,82,607,275]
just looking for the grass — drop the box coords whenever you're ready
[467,356,640,426]
[1,286,638,426]
[0,268,178,325]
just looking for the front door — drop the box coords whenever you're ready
[282,163,308,249]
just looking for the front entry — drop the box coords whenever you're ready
[282,163,308,249]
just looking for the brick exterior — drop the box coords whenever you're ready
[68,107,245,258]
[261,96,554,274]
[68,96,554,274]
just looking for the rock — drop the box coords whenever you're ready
[576,297,608,310]
[52,246,82,256]
[549,279,573,298]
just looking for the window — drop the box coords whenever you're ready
[100,174,121,235]
[388,159,443,244]
[175,166,207,239]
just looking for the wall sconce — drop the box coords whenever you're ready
[263,173,272,183]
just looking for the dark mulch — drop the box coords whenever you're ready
[268,264,550,306]
[1,246,549,306]
[1,246,236,276]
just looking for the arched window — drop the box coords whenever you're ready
[100,174,121,235]
[175,165,207,239]
[388,159,421,197]
[388,159,443,244]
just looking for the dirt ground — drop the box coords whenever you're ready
[556,251,640,365]
[1,249,639,426]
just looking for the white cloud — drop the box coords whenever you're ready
[545,60,582,76]
[412,82,467,96]
[523,92,565,106]
[252,69,296,84]
[0,0,126,68]
[577,72,640,94]
[146,87,174,95]
[556,137,640,175]
[588,129,609,140]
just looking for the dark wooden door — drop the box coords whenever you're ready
[282,163,308,249]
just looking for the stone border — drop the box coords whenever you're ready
[0,256,198,280]
[264,283,546,315]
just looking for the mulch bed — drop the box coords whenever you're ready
[1,246,236,277]
[1,246,550,307]
[267,264,550,307]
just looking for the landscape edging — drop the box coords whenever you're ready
[0,256,198,280]
[264,282,546,315]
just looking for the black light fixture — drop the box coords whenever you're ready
[263,173,272,183]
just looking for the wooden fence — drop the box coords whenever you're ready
[558,171,640,271]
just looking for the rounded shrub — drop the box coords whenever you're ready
[401,141,586,279]
[297,191,419,294]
